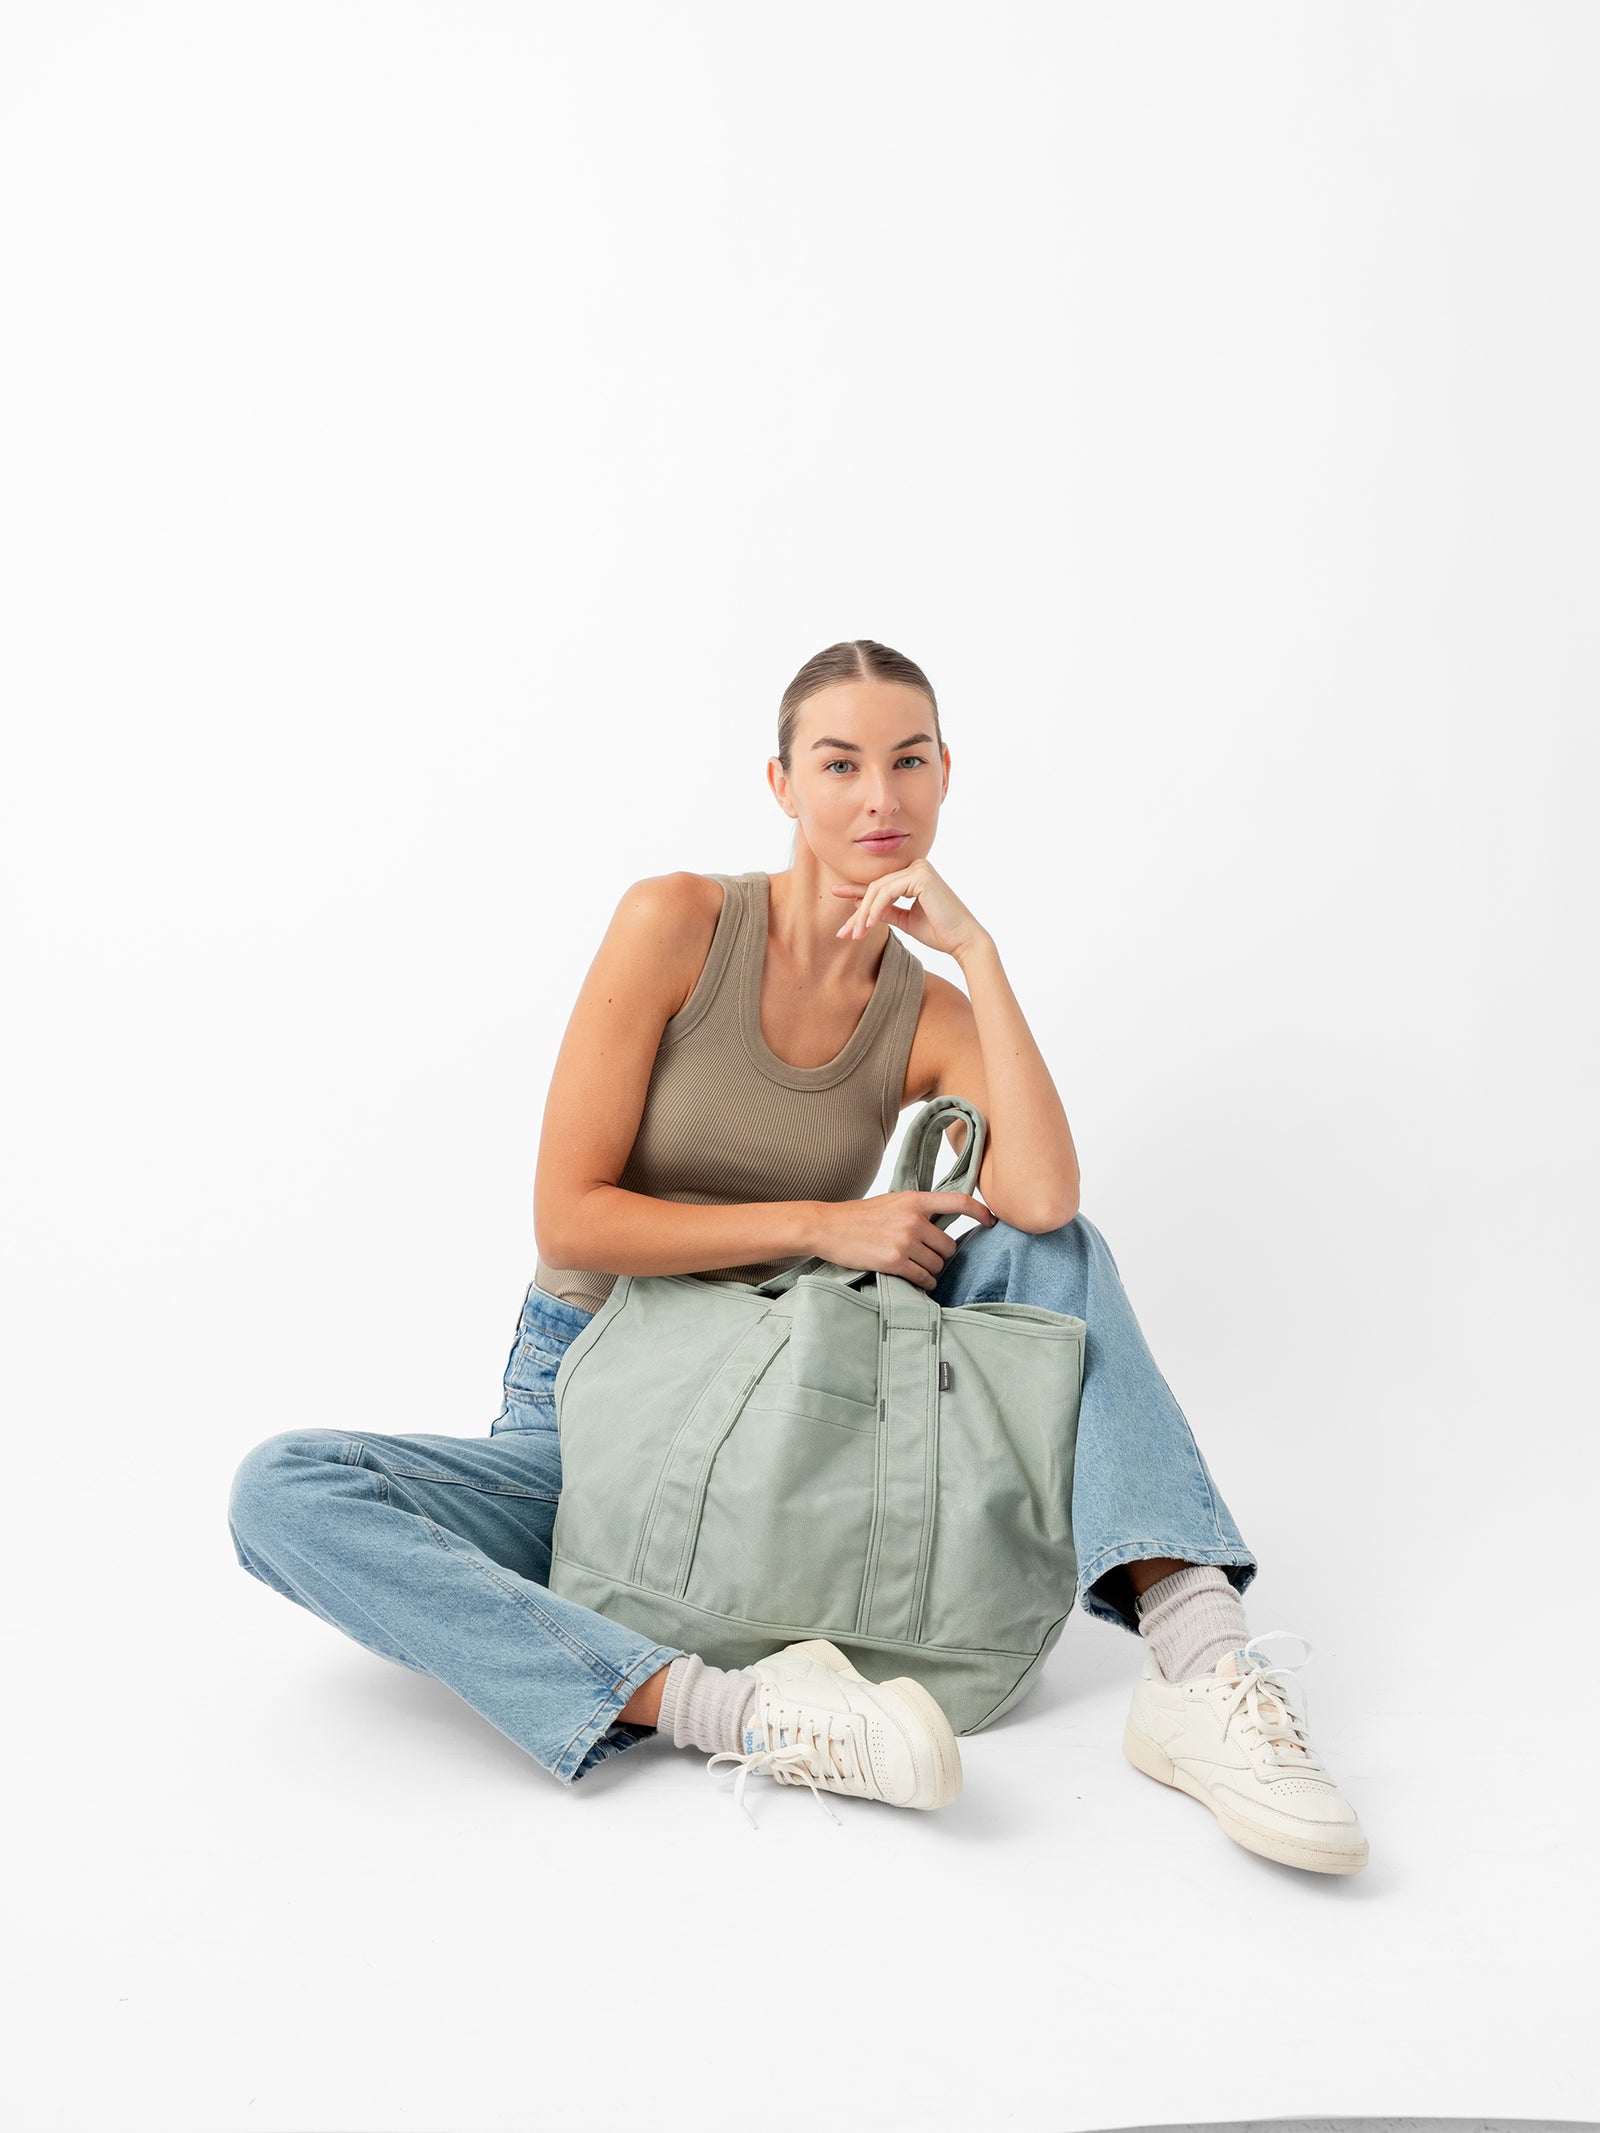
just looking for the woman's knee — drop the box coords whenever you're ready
[226,1428,353,1551]
[1058,1209,1123,1280]
[996,1209,1097,1263]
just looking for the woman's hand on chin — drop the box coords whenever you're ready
[831,859,988,960]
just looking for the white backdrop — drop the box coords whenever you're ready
[4,4,1596,2130]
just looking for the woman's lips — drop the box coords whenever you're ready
[857,832,907,849]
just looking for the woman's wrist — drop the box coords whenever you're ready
[951,927,997,972]
[791,1200,827,1257]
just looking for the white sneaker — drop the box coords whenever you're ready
[706,1638,963,1827]
[1122,1629,1369,1875]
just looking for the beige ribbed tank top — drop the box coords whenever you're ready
[532,869,926,1315]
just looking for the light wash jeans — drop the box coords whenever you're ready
[227,1213,1256,1786]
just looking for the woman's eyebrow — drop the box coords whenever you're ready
[809,733,934,753]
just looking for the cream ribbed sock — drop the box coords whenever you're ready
[655,1652,762,1756]
[1134,1563,1250,1683]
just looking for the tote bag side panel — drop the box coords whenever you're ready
[548,1278,773,1585]
[957,1609,1075,1734]
[914,1316,1084,1652]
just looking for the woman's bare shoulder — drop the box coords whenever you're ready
[608,870,726,1020]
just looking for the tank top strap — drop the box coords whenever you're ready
[658,871,748,1048]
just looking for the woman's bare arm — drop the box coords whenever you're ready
[544,1183,821,1278]
[533,874,824,1275]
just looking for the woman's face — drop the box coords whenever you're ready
[772,679,949,875]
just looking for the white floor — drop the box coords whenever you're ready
[21,1256,1594,2133]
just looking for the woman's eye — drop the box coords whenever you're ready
[823,755,926,773]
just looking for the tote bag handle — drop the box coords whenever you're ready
[752,1094,989,1297]
[887,1093,988,1216]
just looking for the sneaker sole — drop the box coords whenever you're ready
[1122,1718,1368,1875]
[773,1640,964,1811]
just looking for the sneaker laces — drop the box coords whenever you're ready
[705,1704,862,1829]
[1216,1630,1328,1775]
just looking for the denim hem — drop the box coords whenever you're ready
[552,1642,688,1786]
[1077,1541,1260,1634]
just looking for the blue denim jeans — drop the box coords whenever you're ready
[227,1212,1255,1786]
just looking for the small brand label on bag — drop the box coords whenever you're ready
[939,1360,951,1390]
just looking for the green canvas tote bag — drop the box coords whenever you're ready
[546,1095,1087,1735]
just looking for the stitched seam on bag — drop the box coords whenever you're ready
[670,1322,787,1598]
[856,1294,890,1636]
[549,1547,1044,1660]
[746,1404,873,1438]
[965,1610,1073,1730]
[629,1368,720,1587]
[909,1325,939,1643]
